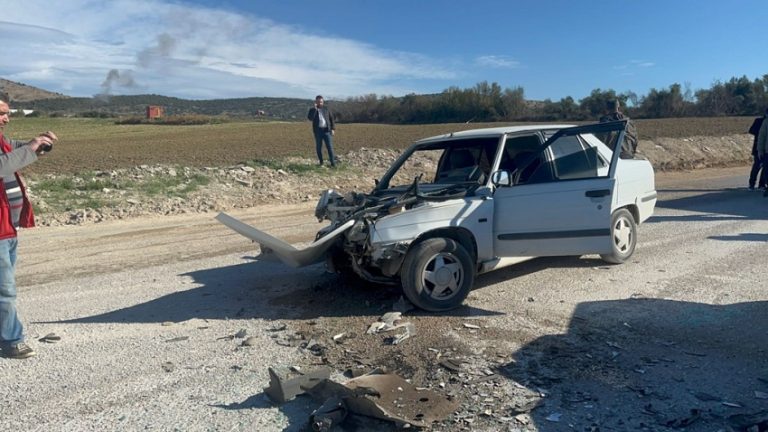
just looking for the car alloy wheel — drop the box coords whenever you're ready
[600,208,637,264]
[401,237,474,311]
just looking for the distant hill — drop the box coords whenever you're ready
[0,77,314,119]
[0,78,69,102]
[14,93,315,119]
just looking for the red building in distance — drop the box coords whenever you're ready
[146,105,164,119]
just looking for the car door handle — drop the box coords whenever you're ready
[585,189,610,197]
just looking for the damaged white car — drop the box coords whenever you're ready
[218,121,656,311]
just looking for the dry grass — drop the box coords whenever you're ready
[3,116,756,175]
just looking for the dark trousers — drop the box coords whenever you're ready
[314,130,335,166]
[750,154,766,188]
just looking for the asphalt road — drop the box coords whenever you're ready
[1,166,766,431]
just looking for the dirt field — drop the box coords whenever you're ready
[4,116,756,175]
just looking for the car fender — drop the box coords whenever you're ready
[369,198,494,262]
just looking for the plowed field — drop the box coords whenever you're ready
[4,116,755,175]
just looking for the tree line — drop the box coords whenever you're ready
[13,73,768,123]
[332,74,768,124]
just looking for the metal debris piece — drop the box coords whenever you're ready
[309,397,348,432]
[366,322,387,335]
[306,370,459,428]
[722,401,744,408]
[366,312,414,340]
[380,312,402,327]
[234,329,247,338]
[264,365,332,404]
[164,336,189,343]
[388,323,415,345]
[439,358,463,372]
[38,333,62,343]
[462,323,480,329]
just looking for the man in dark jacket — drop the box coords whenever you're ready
[0,93,56,359]
[747,109,767,190]
[307,95,336,167]
[599,100,638,159]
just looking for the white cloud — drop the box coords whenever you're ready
[0,0,457,99]
[475,55,521,69]
[614,60,655,70]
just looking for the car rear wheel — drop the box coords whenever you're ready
[600,208,637,264]
[401,238,474,311]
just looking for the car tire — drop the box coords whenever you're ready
[600,208,637,264]
[400,237,474,311]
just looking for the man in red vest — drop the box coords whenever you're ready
[0,93,57,359]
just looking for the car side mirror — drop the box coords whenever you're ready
[491,170,511,187]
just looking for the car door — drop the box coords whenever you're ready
[492,121,626,257]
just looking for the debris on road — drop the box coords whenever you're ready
[364,312,415,345]
[264,365,331,404]
[306,370,459,429]
[164,336,189,343]
[38,333,61,343]
[161,362,175,373]
[309,396,348,432]
[385,322,415,345]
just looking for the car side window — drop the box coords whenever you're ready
[516,135,601,185]
[549,135,601,180]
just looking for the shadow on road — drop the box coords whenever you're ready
[501,298,768,431]
[652,187,768,223]
[50,256,501,324]
[709,233,768,242]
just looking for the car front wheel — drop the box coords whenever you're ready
[401,238,474,311]
[600,208,637,264]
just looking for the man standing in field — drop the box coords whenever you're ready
[748,108,767,190]
[307,95,336,167]
[0,93,57,359]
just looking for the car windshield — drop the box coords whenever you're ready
[384,137,499,189]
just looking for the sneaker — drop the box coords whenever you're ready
[2,342,36,359]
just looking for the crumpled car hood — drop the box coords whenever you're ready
[215,213,354,267]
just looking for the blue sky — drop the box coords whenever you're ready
[1,0,765,101]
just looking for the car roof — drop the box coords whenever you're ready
[415,124,577,144]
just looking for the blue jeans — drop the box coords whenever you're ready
[314,130,336,166]
[0,237,22,348]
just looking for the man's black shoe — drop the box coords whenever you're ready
[2,343,36,359]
